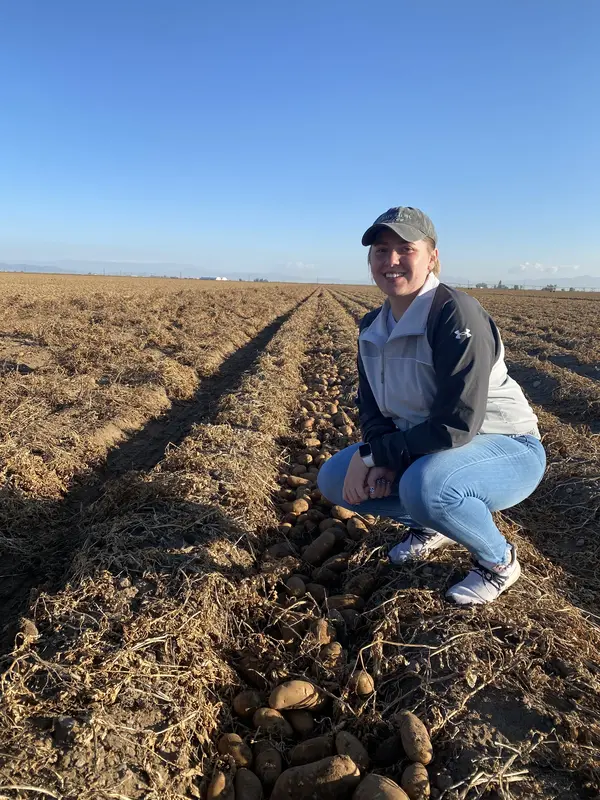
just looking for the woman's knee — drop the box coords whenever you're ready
[316,454,344,505]
[316,445,359,505]
[399,457,449,522]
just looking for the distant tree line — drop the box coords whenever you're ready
[474,281,580,292]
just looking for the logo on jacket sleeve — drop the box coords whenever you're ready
[454,328,472,340]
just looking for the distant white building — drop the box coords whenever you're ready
[215,276,229,281]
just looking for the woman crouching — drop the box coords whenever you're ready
[318,206,546,605]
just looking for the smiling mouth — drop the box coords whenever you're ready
[384,272,407,279]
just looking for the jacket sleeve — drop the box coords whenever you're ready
[369,294,499,471]
[357,347,397,442]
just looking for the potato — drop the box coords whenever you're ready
[305,437,322,448]
[325,402,339,414]
[306,583,328,603]
[319,518,346,533]
[352,774,409,799]
[288,475,311,488]
[217,733,253,766]
[331,505,355,521]
[302,531,336,566]
[283,499,311,515]
[312,566,338,584]
[238,654,268,690]
[254,741,283,787]
[285,576,306,598]
[287,709,314,736]
[311,617,336,645]
[327,594,365,611]
[348,670,375,698]
[298,453,314,466]
[271,755,361,800]
[266,542,297,559]
[252,707,294,737]
[332,412,352,428]
[292,464,308,476]
[233,689,263,718]
[340,610,360,630]
[346,518,370,540]
[235,767,264,800]
[335,732,369,772]
[207,769,235,800]
[321,553,350,572]
[290,734,334,765]
[395,711,433,765]
[307,508,327,522]
[269,680,325,711]
[401,763,430,799]
[302,418,315,431]
[302,399,317,413]
[343,572,376,597]
[320,642,346,670]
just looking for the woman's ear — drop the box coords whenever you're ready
[428,247,439,271]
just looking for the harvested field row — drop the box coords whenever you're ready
[499,345,600,428]
[0,275,312,512]
[327,291,372,324]
[0,278,314,640]
[0,287,323,798]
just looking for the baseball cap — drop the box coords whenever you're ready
[362,207,437,247]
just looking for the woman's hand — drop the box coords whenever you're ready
[366,466,396,499]
[342,451,370,505]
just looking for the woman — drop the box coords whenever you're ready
[318,206,546,605]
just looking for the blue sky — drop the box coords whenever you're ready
[1,1,599,283]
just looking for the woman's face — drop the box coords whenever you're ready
[370,229,437,299]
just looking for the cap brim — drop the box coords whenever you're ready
[361,222,427,247]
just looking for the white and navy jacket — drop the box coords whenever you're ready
[357,273,540,471]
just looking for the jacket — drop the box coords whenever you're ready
[357,273,540,471]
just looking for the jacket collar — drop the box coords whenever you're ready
[360,272,440,345]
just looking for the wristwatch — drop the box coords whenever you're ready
[359,443,375,468]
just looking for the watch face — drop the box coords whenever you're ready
[359,445,371,458]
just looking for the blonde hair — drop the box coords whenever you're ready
[367,235,441,277]
[423,236,441,276]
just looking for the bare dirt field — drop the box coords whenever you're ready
[0,275,598,799]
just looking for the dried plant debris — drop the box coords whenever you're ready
[0,285,598,799]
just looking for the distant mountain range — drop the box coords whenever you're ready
[1,261,599,289]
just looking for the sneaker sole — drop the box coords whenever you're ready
[446,560,522,605]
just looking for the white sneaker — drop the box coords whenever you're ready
[389,528,453,564]
[446,546,521,605]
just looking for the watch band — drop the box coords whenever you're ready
[359,444,375,468]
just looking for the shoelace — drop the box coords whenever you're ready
[471,564,506,592]
[402,528,437,545]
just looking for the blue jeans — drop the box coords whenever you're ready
[317,435,546,564]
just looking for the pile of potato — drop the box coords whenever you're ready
[210,677,432,799]
[207,354,436,798]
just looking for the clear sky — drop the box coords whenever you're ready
[1,1,599,283]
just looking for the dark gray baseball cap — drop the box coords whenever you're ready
[362,206,437,247]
